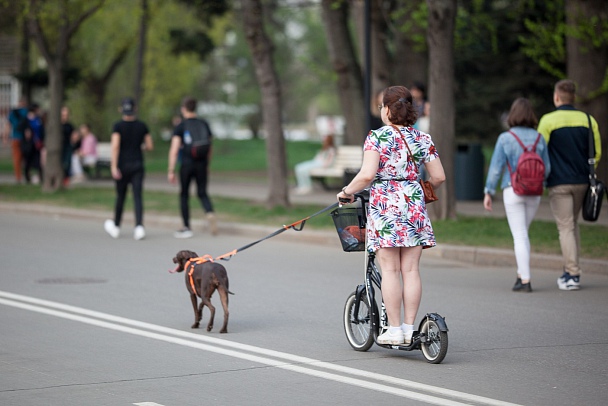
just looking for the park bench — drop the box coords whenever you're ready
[309,145,363,189]
[94,142,112,178]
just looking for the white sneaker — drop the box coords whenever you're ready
[401,324,414,344]
[174,228,193,239]
[134,225,146,241]
[404,330,414,344]
[104,219,120,239]
[294,187,312,195]
[377,328,405,345]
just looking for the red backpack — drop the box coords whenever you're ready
[507,131,545,196]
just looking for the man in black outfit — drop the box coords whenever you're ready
[60,106,76,186]
[104,97,154,240]
[167,97,217,238]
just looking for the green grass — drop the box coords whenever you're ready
[432,216,608,259]
[2,139,607,260]
[146,138,321,176]
[1,183,607,260]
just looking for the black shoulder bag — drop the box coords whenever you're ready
[582,114,605,222]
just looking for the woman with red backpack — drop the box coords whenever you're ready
[483,98,551,292]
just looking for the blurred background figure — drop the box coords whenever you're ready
[293,134,336,195]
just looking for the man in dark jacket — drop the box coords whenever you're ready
[537,79,602,291]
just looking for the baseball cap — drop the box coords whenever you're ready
[121,97,136,115]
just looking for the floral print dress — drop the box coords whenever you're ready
[364,125,440,252]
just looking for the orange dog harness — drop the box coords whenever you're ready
[184,254,214,293]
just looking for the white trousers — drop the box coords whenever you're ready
[502,187,540,281]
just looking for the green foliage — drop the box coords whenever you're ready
[520,1,566,79]
[168,29,215,60]
[391,1,428,53]
[520,0,608,91]
[66,0,218,137]
[454,0,557,141]
[169,0,229,60]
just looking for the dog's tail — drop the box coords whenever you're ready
[220,279,235,295]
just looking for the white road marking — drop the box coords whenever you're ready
[133,403,165,406]
[0,290,521,406]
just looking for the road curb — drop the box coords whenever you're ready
[1,202,606,276]
[425,244,607,276]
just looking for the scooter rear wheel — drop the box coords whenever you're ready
[420,317,448,364]
[343,291,377,352]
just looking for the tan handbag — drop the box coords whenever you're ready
[391,125,438,204]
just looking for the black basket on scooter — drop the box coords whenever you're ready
[331,206,366,252]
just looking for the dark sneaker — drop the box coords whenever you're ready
[557,271,580,291]
[512,277,532,292]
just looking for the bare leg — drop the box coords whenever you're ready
[400,246,423,325]
[377,247,403,327]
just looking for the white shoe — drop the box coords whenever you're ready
[294,187,312,195]
[174,228,193,239]
[134,225,146,241]
[104,219,120,239]
[377,328,405,345]
[71,175,85,184]
[403,330,414,345]
[401,324,414,344]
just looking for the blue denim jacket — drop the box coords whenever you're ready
[484,126,551,195]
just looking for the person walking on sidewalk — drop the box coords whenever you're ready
[5,97,28,184]
[104,97,154,241]
[537,79,602,291]
[483,98,551,292]
[167,97,217,238]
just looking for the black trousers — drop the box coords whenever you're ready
[179,160,214,229]
[114,164,145,227]
[23,147,42,183]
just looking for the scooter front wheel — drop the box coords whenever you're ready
[343,291,377,352]
[420,317,448,364]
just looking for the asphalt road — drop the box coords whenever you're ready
[1,211,607,406]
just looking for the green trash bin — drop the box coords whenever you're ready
[455,143,484,201]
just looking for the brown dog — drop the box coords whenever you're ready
[169,250,233,333]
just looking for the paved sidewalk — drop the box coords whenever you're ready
[1,172,607,275]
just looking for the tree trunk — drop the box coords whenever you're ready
[320,0,365,145]
[370,0,391,93]
[427,0,456,220]
[20,20,31,101]
[43,60,65,191]
[393,0,428,87]
[26,0,104,192]
[352,0,390,94]
[134,0,148,106]
[241,0,289,208]
[566,0,608,183]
